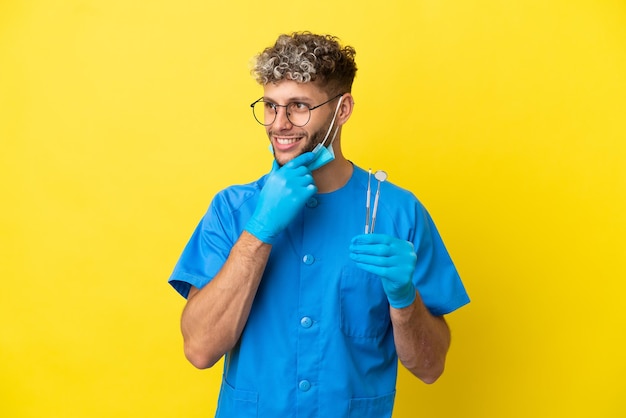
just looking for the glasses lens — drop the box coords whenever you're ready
[252,101,274,126]
[285,103,311,127]
[251,101,312,126]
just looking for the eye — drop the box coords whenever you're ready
[290,102,309,112]
[264,101,277,110]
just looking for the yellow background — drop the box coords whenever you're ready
[1,0,625,417]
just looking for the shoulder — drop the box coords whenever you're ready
[382,179,419,203]
[211,174,267,212]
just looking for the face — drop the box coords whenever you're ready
[262,80,338,166]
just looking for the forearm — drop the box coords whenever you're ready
[181,231,271,369]
[391,291,451,384]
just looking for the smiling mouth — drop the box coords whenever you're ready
[275,136,303,145]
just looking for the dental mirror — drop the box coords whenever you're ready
[370,171,387,233]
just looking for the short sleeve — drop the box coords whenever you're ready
[168,194,237,299]
[410,201,470,315]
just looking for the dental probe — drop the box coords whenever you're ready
[370,170,387,234]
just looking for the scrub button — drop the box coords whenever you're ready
[306,197,319,208]
[302,254,315,265]
[299,380,311,392]
[300,317,313,328]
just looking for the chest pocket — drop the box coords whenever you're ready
[339,267,391,339]
[349,391,396,417]
[216,380,258,417]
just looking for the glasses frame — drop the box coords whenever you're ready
[250,93,344,127]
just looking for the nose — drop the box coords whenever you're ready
[272,106,293,129]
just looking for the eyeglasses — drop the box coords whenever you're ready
[250,93,344,127]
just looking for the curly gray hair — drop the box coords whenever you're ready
[252,32,357,95]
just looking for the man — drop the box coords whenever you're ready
[169,32,469,417]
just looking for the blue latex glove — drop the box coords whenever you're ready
[244,152,317,244]
[349,234,417,309]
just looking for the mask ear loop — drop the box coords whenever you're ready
[313,96,344,153]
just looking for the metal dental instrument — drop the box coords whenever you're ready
[370,170,387,234]
[365,170,387,234]
[365,168,372,233]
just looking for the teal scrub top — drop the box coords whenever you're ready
[169,164,470,418]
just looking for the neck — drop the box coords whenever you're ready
[312,151,353,193]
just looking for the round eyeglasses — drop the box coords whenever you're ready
[250,93,344,127]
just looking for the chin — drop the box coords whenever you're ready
[273,152,296,167]
[274,146,310,166]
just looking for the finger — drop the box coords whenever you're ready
[349,244,393,258]
[349,252,397,267]
[350,233,394,246]
[288,165,315,179]
[284,152,316,169]
[351,260,388,277]
[287,176,317,192]
[285,173,315,189]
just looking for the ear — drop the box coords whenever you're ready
[336,93,355,126]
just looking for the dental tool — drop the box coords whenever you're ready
[369,170,387,234]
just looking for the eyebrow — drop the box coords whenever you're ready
[263,96,314,104]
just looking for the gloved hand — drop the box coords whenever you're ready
[244,152,317,244]
[349,234,417,309]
